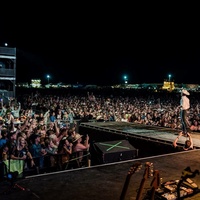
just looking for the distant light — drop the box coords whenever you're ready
[4,43,8,46]
[123,75,128,84]
[168,74,171,81]
[47,75,50,83]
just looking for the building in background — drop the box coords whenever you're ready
[0,46,16,101]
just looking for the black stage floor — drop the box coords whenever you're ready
[1,151,200,200]
[1,122,200,200]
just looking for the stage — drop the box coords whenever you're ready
[79,121,200,149]
[1,150,200,200]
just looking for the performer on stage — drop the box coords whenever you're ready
[180,89,191,136]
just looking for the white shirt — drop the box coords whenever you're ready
[180,95,190,110]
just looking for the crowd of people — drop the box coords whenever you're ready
[0,88,199,177]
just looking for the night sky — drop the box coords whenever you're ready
[1,4,200,85]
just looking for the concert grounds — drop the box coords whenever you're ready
[1,87,200,199]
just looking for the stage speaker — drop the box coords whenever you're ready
[94,140,138,164]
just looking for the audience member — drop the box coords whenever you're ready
[10,136,35,168]
[57,136,73,170]
[29,133,47,171]
[44,137,58,168]
[0,128,8,149]
[173,132,193,151]
[72,133,90,152]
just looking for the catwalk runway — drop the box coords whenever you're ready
[1,122,200,200]
[79,121,200,149]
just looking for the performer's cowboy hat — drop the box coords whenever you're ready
[181,89,190,96]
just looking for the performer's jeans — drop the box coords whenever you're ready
[180,109,190,134]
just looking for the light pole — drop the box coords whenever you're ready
[124,75,128,84]
[168,74,172,91]
[168,74,171,82]
[47,75,50,83]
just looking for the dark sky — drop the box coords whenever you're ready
[1,4,200,85]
